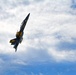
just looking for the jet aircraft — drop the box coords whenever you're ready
[9,13,30,52]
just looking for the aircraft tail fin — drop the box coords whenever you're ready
[14,46,17,52]
[13,41,19,52]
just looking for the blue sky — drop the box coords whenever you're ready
[0,0,76,75]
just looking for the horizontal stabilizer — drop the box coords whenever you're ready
[9,38,16,45]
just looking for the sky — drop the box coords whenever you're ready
[0,0,76,75]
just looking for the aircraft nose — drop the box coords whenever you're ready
[28,13,30,16]
[25,13,30,20]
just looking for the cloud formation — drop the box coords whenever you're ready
[0,0,76,70]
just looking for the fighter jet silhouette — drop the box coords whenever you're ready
[9,13,30,52]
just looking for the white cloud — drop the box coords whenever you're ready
[48,48,76,62]
[0,0,76,65]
